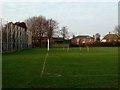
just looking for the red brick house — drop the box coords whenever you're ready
[101,33,120,42]
[71,35,95,46]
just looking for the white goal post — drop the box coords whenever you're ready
[47,39,49,51]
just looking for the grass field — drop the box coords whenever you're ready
[2,47,118,88]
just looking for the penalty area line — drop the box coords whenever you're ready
[40,52,49,77]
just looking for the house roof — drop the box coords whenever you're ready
[103,34,120,40]
[74,35,93,39]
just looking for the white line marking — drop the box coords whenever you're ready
[72,74,118,77]
[41,52,48,77]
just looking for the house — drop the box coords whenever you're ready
[71,35,95,46]
[101,33,120,42]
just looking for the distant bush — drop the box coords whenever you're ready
[70,42,120,47]
[51,44,69,48]
[87,42,120,47]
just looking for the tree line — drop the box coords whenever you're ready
[20,15,120,47]
[2,15,120,49]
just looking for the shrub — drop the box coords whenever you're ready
[70,42,120,47]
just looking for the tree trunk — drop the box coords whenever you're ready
[39,37,42,47]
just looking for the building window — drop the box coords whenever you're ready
[82,41,85,44]
[89,38,91,42]
[77,38,79,44]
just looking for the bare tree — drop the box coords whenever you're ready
[60,26,69,40]
[68,32,75,39]
[25,16,59,47]
[95,33,101,42]
[47,19,58,46]
[114,25,120,36]
[25,16,47,47]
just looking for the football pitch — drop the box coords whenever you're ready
[2,47,118,88]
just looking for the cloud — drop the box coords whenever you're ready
[0,0,119,2]
[1,2,118,37]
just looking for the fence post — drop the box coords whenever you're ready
[6,21,8,52]
[0,19,1,53]
[20,27,22,49]
[15,25,17,51]
[11,23,13,52]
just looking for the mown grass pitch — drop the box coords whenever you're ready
[2,47,118,88]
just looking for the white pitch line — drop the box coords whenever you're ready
[41,52,48,77]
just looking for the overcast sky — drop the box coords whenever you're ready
[1,0,119,38]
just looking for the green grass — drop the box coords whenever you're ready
[2,47,118,88]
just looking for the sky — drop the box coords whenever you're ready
[0,0,119,38]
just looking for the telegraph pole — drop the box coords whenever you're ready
[0,18,1,53]
[47,39,49,51]
[47,19,52,52]
[7,21,8,52]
